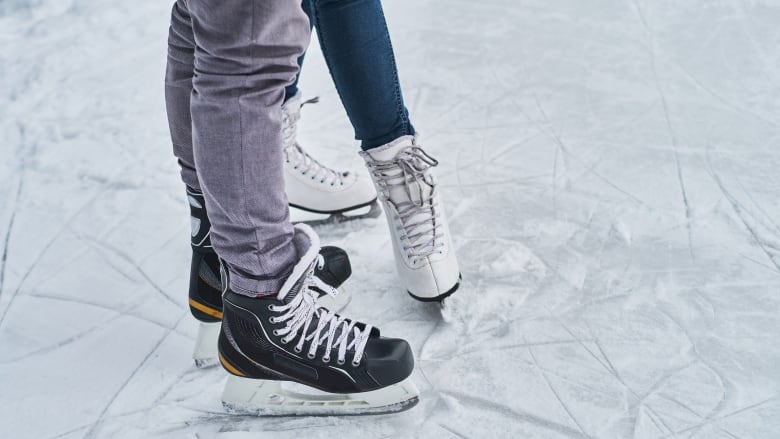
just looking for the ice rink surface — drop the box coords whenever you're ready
[2,0,780,437]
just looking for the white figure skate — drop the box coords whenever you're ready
[361,136,461,301]
[282,93,380,225]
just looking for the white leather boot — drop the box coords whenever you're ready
[282,92,377,215]
[360,136,461,301]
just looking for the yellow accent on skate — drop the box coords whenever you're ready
[188,298,223,319]
[219,352,245,377]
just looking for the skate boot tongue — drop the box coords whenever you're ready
[277,224,325,302]
[274,224,377,356]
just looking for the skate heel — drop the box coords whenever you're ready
[188,251,223,322]
[192,321,220,368]
[221,375,420,416]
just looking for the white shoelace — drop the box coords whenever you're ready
[282,99,346,187]
[367,146,445,262]
[270,261,371,366]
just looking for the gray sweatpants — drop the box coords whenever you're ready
[165,0,311,295]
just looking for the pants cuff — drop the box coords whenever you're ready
[227,267,288,297]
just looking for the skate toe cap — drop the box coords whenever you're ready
[364,338,414,386]
[404,255,461,301]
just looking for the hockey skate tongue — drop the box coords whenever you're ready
[365,135,416,162]
[278,224,320,301]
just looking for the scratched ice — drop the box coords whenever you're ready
[1,0,779,438]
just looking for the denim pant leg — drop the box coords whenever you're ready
[313,0,415,150]
[165,0,311,295]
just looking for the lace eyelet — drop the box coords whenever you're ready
[351,361,360,367]
[294,346,302,353]
[267,305,275,311]
[322,357,330,363]
[268,317,276,324]
[272,330,280,336]
[280,338,289,344]
[337,359,345,365]
[307,352,316,359]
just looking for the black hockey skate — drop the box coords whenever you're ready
[186,188,353,368]
[218,224,420,416]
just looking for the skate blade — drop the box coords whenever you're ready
[293,202,382,227]
[221,375,420,416]
[192,321,221,369]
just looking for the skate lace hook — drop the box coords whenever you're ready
[272,263,371,365]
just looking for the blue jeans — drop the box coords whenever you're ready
[285,0,415,150]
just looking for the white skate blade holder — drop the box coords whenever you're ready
[191,290,352,369]
[222,376,420,416]
[192,321,221,369]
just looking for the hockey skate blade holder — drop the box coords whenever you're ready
[222,375,420,416]
[192,321,221,368]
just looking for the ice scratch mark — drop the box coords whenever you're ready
[525,335,590,438]
[46,424,89,439]
[437,422,469,439]
[83,237,181,308]
[706,150,780,274]
[560,319,673,437]
[653,306,730,439]
[0,184,110,328]
[632,0,695,259]
[1,314,121,365]
[23,292,180,334]
[671,57,780,130]
[450,338,594,360]
[663,396,777,438]
[0,191,18,300]
[657,394,742,439]
[516,97,649,207]
[0,138,25,304]
[734,175,780,241]
[82,313,185,439]
[441,390,592,439]
[417,318,444,360]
